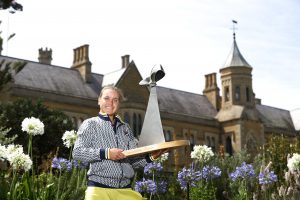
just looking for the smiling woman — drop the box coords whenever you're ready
[72,85,166,200]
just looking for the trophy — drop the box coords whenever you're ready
[123,65,189,157]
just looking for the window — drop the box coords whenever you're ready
[225,136,233,156]
[211,137,216,152]
[77,118,83,128]
[225,86,230,102]
[235,86,240,101]
[164,130,172,142]
[190,134,195,151]
[206,136,211,147]
[133,113,137,138]
[138,114,142,135]
[72,117,77,128]
[246,87,251,102]
[124,112,130,124]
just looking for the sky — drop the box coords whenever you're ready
[0,0,300,113]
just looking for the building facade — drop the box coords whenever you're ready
[0,35,298,170]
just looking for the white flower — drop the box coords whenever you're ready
[3,144,32,171]
[287,153,300,172]
[0,144,8,161]
[155,152,169,163]
[191,145,214,163]
[62,130,77,148]
[9,152,32,171]
[21,117,44,136]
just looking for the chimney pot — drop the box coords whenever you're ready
[121,55,130,68]
[38,47,52,65]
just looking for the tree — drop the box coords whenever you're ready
[0,0,23,11]
[0,59,26,90]
[0,98,75,168]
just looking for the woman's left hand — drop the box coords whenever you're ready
[151,148,169,160]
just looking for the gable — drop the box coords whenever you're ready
[116,62,149,107]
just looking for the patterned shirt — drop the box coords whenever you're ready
[73,113,151,188]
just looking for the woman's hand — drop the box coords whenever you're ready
[151,148,169,160]
[109,148,126,160]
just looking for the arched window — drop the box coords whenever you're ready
[133,113,137,138]
[211,137,216,152]
[72,117,77,128]
[190,134,195,151]
[206,136,211,147]
[138,114,142,136]
[164,130,172,142]
[226,136,233,156]
[235,86,240,101]
[246,87,251,102]
[124,112,130,124]
[225,86,230,102]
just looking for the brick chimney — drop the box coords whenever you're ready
[71,44,92,82]
[121,55,130,68]
[38,47,52,65]
[203,73,221,110]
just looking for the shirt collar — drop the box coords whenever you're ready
[98,112,125,124]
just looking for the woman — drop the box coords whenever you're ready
[73,85,164,200]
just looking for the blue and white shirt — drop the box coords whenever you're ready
[73,113,151,188]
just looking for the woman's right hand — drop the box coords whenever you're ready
[109,148,126,160]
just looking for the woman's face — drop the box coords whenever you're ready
[98,89,120,116]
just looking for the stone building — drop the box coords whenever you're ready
[0,34,298,170]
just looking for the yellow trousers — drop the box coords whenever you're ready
[85,186,144,200]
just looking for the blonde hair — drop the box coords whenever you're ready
[98,85,125,102]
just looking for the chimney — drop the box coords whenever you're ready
[203,73,221,110]
[71,44,92,82]
[121,55,130,68]
[38,47,52,65]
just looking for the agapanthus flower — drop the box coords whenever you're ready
[0,144,7,161]
[201,165,222,180]
[52,157,72,171]
[191,145,214,163]
[135,178,157,195]
[62,130,77,148]
[155,152,169,163]
[157,181,167,193]
[21,117,44,136]
[287,153,300,172]
[259,169,277,185]
[9,152,32,171]
[6,144,24,161]
[144,162,163,175]
[72,159,89,169]
[230,162,256,181]
[177,167,201,190]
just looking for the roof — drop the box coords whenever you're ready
[222,34,252,68]
[102,68,126,86]
[0,56,103,100]
[157,86,218,120]
[256,104,296,132]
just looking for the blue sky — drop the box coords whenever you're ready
[1,0,300,112]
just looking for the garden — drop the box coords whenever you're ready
[1,99,300,200]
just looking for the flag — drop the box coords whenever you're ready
[232,20,238,24]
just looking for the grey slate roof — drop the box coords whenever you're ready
[157,86,218,120]
[0,56,103,100]
[256,104,296,133]
[222,36,252,68]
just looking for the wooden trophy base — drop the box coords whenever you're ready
[123,140,190,157]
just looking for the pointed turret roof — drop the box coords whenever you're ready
[223,33,252,68]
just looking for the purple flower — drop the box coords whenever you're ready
[157,181,167,193]
[230,162,256,181]
[259,170,277,185]
[135,178,157,195]
[72,159,89,169]
[52,157,72,171]
[201,165,222,180]
[144,162,163,175]
[177,167,201,190]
